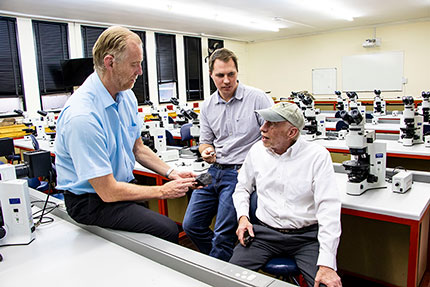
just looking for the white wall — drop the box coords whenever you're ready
[244,21,430,101]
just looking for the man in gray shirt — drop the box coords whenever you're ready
[183,48,273,261]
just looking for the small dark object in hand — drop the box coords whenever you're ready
[195,172,212,186]
[243,230,254,247]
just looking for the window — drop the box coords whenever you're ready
[208,39,224,95]
[184,36,203,101]
[33,20,70,95]
[155,33,178,103]
[81,26,105,58]
[81,26,149,105]
[130,30,150,105]
[0,16,24,113]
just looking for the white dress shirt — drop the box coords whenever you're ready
[233,136,342,270]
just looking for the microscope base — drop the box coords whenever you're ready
[158,150,179,162]
[425,135,430,147]
[346,180,386,196]
[192,161,211,172]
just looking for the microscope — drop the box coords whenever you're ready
[373,90,386,117]
[335,91,349,113]
[298,92,326,141]
[340,109,387,196]
[37,110,57,146]
[420,91,430,123]
[170,97,192,126]
[13,109,34,126]
[141,121,179,162]
[399,96,423,146]
[418,91,430,147]
[346,92,366,119]
[0,143,52,246]
[290,91,306,111]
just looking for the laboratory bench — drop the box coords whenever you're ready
[0,189,292,287]
[11,137,430,286]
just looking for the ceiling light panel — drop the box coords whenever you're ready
[103,0,285,31]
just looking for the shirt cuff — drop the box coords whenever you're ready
[317,251,337,271]
[236,206,249,222]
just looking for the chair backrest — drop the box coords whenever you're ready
[165,130,175,146]
[335,120,348,131]
[249,191,259,224]
[180,123,193,141]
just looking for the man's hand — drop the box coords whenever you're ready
[159,178,196,199]
[201,147,216,164]
[236,216,254,246]
[168,169,197,180]
[314,266,342,287]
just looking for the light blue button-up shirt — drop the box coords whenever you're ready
[55,72,142,195]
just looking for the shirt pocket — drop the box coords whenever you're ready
[235,115,258,135]
[127,123,139,140]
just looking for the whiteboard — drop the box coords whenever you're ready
[312,68,337,95]
[342,51,404,92]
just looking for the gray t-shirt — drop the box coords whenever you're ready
[199,82,274,165]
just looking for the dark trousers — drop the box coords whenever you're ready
[229,224,320,286]
[64,192,179,243]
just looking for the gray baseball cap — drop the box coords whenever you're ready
[256,102,305,130]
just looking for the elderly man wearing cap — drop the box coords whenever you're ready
[229,102,342,287]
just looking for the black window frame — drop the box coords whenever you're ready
[0,16,24,104]
[155,33,178,104]
[81,25,150,105]
[184,36,203,101]
[33,20,70,101]
[208,39,224,95]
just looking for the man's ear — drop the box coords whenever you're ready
[289,127,299,138]
[104,55,114,70]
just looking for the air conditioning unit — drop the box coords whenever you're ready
[362,38,381,48]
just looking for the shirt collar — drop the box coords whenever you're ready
[265,136,304,158]
[215,81,244,104]
[93,72,121,109]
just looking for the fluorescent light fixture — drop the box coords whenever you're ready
[294,0,357,21]
[103,0,283,32]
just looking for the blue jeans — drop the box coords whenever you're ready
[183,165,238,261]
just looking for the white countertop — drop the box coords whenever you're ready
[337,173,430,221]
[0,209,210,287]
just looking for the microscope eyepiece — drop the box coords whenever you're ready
[302,96,313,106]
[402,96,414,106]
[340,109,363,125]
[374,89,381,95]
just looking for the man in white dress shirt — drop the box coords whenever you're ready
[229,102,342,287]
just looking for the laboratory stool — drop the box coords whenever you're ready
[262,257,307,286]
[249,192,307,286]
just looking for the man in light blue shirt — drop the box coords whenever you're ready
[55,26,196,243]
[183,48,273,261]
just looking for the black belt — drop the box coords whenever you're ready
[259,221,318,234]
[212,163,242,170]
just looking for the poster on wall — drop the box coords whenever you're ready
[312,68,337,95]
